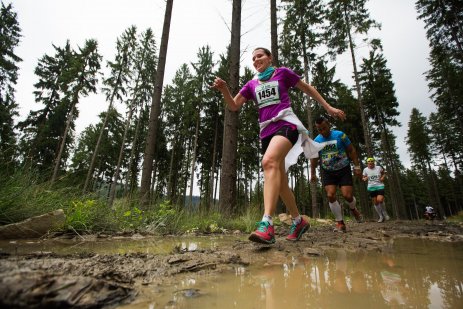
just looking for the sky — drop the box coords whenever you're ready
[10,0,435,168]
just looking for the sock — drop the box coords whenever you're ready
[262,214,273,225]
[374,204,383,218]
[348,197,357,210]
[380,203,389,217]
[292,215,302,225]
[329,200,343,221]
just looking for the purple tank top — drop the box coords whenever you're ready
[239,67,301,139]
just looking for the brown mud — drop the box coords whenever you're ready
[1,220,462,308]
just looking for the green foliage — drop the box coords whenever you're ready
[0,169,75,224]
[113,204,144,231]
[66,199,100,231]
[415,0,463,65]
[0,2,22,174]
[324,0,380,56]
[406,108,433,167]
[448,211,463,223]
[17,39,101,177]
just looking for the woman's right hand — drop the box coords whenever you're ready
[211,77,227,92]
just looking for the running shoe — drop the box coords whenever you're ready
[249,221,275,244]
[377,216,385,223]
[384,213,391,221]
[286,218,310,241]
[350,208,364,223]
[334,220,347,233]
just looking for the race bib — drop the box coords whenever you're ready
[255,81,280,108]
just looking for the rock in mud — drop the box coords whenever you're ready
[0,270,135,309]
[0,209,66,239]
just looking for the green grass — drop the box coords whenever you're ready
[0,170,271,235]
[0,170,347,235]
[447,211,463,223]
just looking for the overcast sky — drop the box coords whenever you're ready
[10,0,434,168]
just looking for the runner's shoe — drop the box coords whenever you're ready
[334,220,347,233]
[350,208,364,223]
[377,216,385,223]
[384,214,391,221]
[286,218,310,241]
[249,221,275,244]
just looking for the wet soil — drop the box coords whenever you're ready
[1,220,462,308]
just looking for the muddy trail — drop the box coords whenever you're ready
[1,220,462,308]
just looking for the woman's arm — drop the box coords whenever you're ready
[211,77,246,111]
[295,80,345,121]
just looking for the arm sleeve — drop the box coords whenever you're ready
[280,67,301,88]
[239,81,254,101]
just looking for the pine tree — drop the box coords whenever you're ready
[406,108,444,216]
[280,0,325,217]
[0,2,22,174]
[237,67,259,209]
[19,40,101,180]
[51,39,101,183]
[220,0,242,214]
[358,42,405,218]
[71,109,125,189]
[107,28,158,205]
[140,0,174,207]
[83,27,137,193]
[324,0,380,156]
[415,0,463,64]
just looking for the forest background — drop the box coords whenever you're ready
[1,0,462,233]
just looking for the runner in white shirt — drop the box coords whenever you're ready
[362,158,390,222]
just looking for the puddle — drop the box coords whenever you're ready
[0,235,241,255]
[116,238,463,309]
[1,236,462,308]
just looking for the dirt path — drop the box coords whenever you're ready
[1,220,462,308]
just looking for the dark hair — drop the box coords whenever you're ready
[315,116,328,125]
[253,47,272,56]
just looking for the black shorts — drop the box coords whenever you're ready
[261,125,298,154]
[369,189,385,198]
[320,165,353,187]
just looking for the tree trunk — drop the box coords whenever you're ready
[299,26,319,218]
[208,117,219,211]
[83,67,123,193]
[108,106,134,207]
[427,162,445,217]
[219,0,241,214]
[188,111,200,209]
[167,143,175,200]
[51,100,76,184]
[124,106,143,196]
[343,4,372,157]
[270,0,279,66]
[139,0,174,206]
[114,49,148,203]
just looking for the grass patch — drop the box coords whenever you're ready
[447,211,463,223]
[0,170,323,235]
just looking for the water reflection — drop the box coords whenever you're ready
[239,239,463,309]
[2,236,462,308]
[0,235,230,256]
[131,238,462,309]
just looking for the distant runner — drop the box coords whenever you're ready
[362,157,390,222]
[310,117,363,233]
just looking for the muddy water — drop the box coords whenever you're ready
[0,235,229,256]
[1,236,462,308]
[119,238,462,309]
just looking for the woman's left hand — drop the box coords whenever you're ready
[328,107,346,121]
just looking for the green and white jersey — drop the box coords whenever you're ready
[363,165,385,191]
